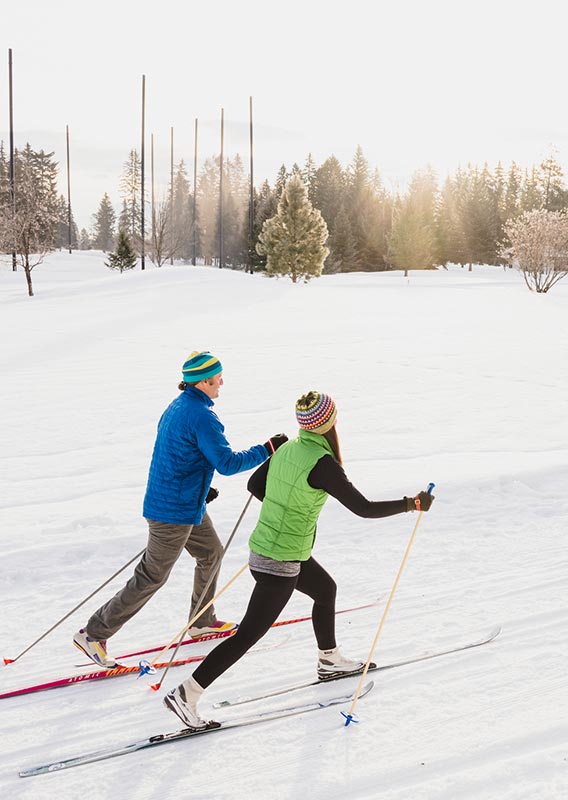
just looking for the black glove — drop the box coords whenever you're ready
[205,486,219,504]
[264,433,288,455]
[404,491,435,512]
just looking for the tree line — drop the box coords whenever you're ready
[56,145,568,273]
[1,139,568,294]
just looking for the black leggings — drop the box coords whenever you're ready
[192,557,337,689]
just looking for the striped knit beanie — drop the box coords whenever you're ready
[295,391,337,435]
[182,351,223,383]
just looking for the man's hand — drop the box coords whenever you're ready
[264,433,288,455]
[206,486,219,504]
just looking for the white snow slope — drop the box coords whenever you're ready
[1,253,567,800]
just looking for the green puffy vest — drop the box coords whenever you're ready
[249,429,333,561]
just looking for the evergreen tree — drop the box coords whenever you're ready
[0,141,10,208]
[78,228,92,250]
[105,229,137,273]
[388,170,437,272]
[325,205,359,273]
[313,156,346,236]
[92,193,116,251]
[503,162,522,222]
[274,164,289,199]
[494,161,506,217]
[303,153,317,203]
[520,167,543,212]
[290,163,303,179]
[189,186,200,265]
[55,194,79,249]
[348,145,370,196]
[257,175,329,283]
[222,155,248,268]
[538,151,566,211]
[251,180,278,271]
[463,165,500,266]
[345,146,389,270]
[15,145,60,246]
[118,200,130,234]
[119,149,142,241]
[353,185,390,270]
[169,159,192,261]
[435,177,456,265]
[197,157,219,264]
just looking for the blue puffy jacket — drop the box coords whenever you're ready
[143,386,269,525]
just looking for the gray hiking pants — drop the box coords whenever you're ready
[86,513,223,641]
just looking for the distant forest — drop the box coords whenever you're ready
[1,140,567,273]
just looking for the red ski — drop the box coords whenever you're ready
[0,636,288,701]
[99,599,380,662]
[1,601,379,701]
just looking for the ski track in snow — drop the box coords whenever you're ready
[1,254,567,799]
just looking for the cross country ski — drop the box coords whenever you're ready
[213,625,501,708]
[0,637,289,701]
[19,682,375,777]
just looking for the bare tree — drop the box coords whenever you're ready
[0,156,58,296]
[147,197,184,267]
[502,209,568,293]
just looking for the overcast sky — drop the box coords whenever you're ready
[2,0,567,229]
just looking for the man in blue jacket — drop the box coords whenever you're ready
[74,351,287,668]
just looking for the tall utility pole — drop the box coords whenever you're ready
[140,74,146,270]
[219,107,224,268]
[170,126,174,266]
[249,96,254,274]
[192,118,198,266]
[66,125,72,253]
[151,133,155,248]
[8,48,16,271]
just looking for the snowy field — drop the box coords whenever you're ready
[1,252,567,799]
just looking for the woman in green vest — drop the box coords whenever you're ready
[164,391,435,729]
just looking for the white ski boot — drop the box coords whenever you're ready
[163,676,211,730]
[317,646,372,680]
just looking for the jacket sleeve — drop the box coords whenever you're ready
[195,409,269,476]
[308,455,407,518]
[246,459,270,501]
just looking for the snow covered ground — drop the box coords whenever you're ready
[1,253,567,799]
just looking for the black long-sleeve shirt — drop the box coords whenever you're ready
[247,454,407,518]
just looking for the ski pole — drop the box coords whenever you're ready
[342,482,435,726]
[147,563,248,690]
[146,493,253,688]
[3,547,146,666]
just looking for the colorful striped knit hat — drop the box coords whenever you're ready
[182,351,223,383]
[295,391,337,435]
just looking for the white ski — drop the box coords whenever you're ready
[214,625,502,708]
[19,682,374,777]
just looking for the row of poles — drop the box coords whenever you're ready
[5,52,256,272]
[140,77,258,270]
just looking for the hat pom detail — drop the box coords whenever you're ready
[295,391,337,435]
